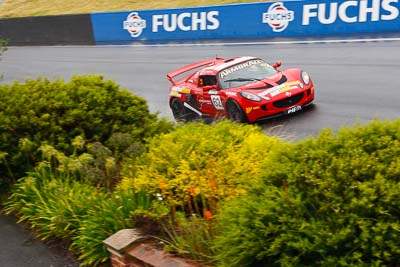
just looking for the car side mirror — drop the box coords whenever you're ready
[273,61,282,69]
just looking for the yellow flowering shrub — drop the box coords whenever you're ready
[118,121,282,213]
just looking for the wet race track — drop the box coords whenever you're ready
[1,39,400,141]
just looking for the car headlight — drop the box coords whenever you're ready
[239,92,262,102]
[301,71,310,85]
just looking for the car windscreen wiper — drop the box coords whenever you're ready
[223,78,262,83]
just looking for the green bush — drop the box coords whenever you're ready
[161,211,217,264]
[6,118,400,266]
[4,163,155,266]
[4,166,105,241]
[0,75,172,187]
[0,39,7,80]
[214,120,400,266]
[71,190,153,266]
[38,135,147,190]
[0,39,7,54]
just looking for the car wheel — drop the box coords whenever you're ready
[170,98,198,122]
[226,100,248,123]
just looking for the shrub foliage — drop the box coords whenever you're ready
[4,167,104,241]
[118,121,282,262]
[214,120,400,266]
[0,75,172,185]
[3,78,400,267]
[4,164,154,266]
[119,121,282,208]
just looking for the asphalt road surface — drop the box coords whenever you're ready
[1,39,399,140]
[0,212,78,267]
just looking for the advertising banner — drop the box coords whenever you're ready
[91,0,400,44]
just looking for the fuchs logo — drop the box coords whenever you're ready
[262,2,294,32]
[123,12,146,38]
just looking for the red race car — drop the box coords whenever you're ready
[167,56,315,123]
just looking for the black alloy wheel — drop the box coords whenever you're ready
[226,100,248,123]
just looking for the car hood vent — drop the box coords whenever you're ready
[276,75,287,85]
[250,84,274,90]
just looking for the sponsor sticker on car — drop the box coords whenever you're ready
[258,81,301,98]
[245,106,261,114]
[171,86,191,93]
[286,105,302,114]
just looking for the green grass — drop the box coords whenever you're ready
[0,0,268,18]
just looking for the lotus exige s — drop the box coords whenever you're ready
[167,56,315,123]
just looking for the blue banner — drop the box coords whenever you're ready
[91,0,400,44]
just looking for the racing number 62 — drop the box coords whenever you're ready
[211,95,224,110]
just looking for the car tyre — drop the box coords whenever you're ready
[226,100,248,123]
[170,98,198,122]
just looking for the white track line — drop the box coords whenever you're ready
[97,37,400,47]
[16,37,400,48]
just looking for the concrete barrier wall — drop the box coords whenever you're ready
[0,0,399,46]
[0,14,94,46]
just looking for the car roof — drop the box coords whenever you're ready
[167,56,261,85]
[202,56,259,74]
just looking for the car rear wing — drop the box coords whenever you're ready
[167,58,223,85]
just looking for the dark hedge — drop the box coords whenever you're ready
[215,120,400,266]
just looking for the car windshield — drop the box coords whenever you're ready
[218,59,277,89]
